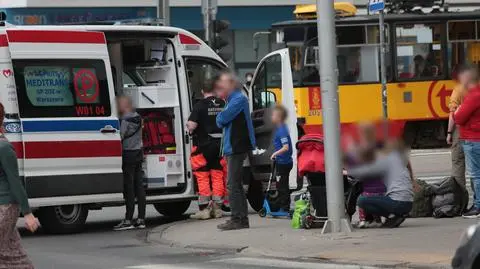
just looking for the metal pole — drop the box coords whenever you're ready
[163,0,170,26]
[157,0,170,25]
[316,0,351,234]
[201,0,211,45]
[379,10,388,136]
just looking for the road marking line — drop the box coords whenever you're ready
[126,265,195,269]
[211,257,378,269]
[410,152,450,157]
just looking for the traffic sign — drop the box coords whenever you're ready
[369,0,385,13]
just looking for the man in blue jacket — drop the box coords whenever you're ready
[215,71,256,231]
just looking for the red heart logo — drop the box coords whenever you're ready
[2,69,12,78]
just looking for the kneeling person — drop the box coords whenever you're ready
[346,139,413,228]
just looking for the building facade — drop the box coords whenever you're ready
[1,0,479,79]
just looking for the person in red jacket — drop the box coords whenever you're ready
[455,70,480,218]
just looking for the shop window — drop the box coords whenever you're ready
[395,23,445,80]
[13,59,111,118]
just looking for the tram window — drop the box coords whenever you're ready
[338,26,366,45]
[302,45,320,85]
[284,27,305,43]
[300,25,390,85]
[448,21,476,41]
[395,24,445,80]
[448,42,480,77]
[448,21,480,77]
[338,46,381,83]
[289,46,303,86]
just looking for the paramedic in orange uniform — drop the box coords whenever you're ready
[187,79,226,220]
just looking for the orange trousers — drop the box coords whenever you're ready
[191,146,226,205]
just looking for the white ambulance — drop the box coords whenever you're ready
[0,22,300,234]
[0,23,233,234]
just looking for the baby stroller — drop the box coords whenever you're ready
[296,134,362,228]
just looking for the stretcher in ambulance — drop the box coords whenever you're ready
[0,23,226,233]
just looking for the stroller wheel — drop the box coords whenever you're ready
[258,208,267,218]
[303,215,313,229]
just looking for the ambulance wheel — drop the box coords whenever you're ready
[247,179,264,212]
[258,208,267,218]
[37,204,88,234]
[154,200,191,217]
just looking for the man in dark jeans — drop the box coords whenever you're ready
[114,96,146,231]
[215,71,256,231]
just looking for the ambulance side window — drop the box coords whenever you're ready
[12,59,111,118]
[185,58,224,108]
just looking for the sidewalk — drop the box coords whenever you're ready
[149,215,478,268]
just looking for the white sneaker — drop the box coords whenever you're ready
[211,203,223,219]
[366,220,383,228]
[113,219,135,231]
[190,207,212,220]
[357,220,367,228]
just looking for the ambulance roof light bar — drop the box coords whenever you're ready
[63,18,165,26]
[114,18,164,26]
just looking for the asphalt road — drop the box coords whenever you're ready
[22,206,367,269]
[20,149,453,269]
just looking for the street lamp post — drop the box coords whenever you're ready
[316,0,352,234]
[157,0,170,25]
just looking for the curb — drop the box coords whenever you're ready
[147,219,248,254]
[147,220,450,269]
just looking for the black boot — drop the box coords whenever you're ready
[217,217,249,231]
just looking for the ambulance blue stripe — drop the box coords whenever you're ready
[22,119,120,132]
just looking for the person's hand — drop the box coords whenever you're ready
[345,135,356,152]
[446,133,453,145]
[270,153,277,161]
[24,213,40,233]
[342,169,348,176]
[412,181,421,193]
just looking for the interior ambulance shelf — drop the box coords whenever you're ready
[123,85,179,108]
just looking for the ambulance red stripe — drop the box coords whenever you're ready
[11,142,23,159]
[0,35,7,47]
[12,141,121,159]
[6,30,106,44]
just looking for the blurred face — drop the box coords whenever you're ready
[358,123,376,148]
[117,97,132,115]
[458,70,477,89]
[215,73,235,99]
[271,109,283,125]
